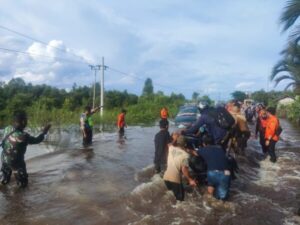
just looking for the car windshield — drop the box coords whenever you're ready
[179,107,198,114]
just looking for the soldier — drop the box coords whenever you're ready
[1,111,51,187]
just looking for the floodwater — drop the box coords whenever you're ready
[0,120,300,225]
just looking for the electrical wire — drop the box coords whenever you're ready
[0,47,89,65]
[0,24,87,61]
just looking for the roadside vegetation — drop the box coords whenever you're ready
[0,77,185,128]
[270,0,300,125]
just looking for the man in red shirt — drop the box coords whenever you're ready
[117,109,127,137]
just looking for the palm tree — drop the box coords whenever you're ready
[271,41,300,93]
[271,0,300,93]
[280,0,300,39]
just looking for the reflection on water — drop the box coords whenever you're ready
[0,121,300,225]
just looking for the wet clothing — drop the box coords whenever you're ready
[197,145,231,200]
[256,110,268,153]
[80,113,93,146]
[163,145,189,184]
[197,145,229,171]
[265,114,280,142]
[154,129,171,173]
[207,170,230,200]
[164,180,184,201]
[117,113,126,136]
[1,125,45,187]
[183,108,227,146]
[160,108,169,119]
[267,139,277,163]
[117,113,126,128]
[265,115,280,163]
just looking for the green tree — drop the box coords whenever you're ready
[251,89,270,106]
[192,92,200,101]
[142,78,154,96]
[198,95,214,106]
[231,91,247,102]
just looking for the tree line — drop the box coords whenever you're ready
[0,77,185,127]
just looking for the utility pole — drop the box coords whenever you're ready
[100,57,106,117]
[89,65,101,108]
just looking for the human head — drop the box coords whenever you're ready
[13,110,28,130]
[121,109,127,114]
[84,106,92,114]
[260,109,268,120]
[202,135,214,146]
[198,101,209,112]
[171,132,180,144]
[176,135,186,148]
[159,119,169,129]
[267,107,276,116]
[257,103,265,111]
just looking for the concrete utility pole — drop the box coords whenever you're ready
[100,57,106,117]
[89,65,101,108]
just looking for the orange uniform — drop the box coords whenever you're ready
[117,113,126,128]
[265,114,280,142]
[160,108,169,119]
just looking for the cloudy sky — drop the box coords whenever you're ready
[0,0,290,99]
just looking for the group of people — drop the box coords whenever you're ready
[0,101,281,197]
[80,106,127,146]
[154,101,282,202]
[0,105,127,188]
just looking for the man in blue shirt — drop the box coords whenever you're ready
[192,135,231,200]
[182,105,228,150]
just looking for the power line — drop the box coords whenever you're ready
[0,47,89,65]
[0,24,87,61]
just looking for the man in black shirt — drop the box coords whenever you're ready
[193,135,231,200]
[154,119,171,173]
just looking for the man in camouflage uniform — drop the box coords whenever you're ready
[1,111,51,188]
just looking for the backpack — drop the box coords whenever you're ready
[209,107,235,130]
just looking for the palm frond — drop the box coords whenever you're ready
[271,60,289,80]
[284,82,296,90]
[280,0,300,32]
[274,75,295,87]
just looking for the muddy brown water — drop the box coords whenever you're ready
[0,120,300,225]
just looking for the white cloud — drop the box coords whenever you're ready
[0,0,288,98]
[235,82,255,90]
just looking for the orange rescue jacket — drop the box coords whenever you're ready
[265,114,280,142]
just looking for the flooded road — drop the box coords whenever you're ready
[0,120,300,225]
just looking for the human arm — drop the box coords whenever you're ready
[181,166,197,187]
[182,116,205,135]
[91,106,102,114]
[27,124,51,144]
